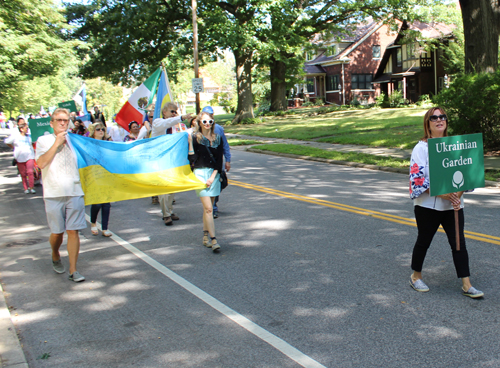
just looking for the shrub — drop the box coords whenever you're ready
[375,92,385,108]
[240,117,262,125]
[416,94,432,107]
[388,90,407,107]
[255,101,270,116]
[434,70,500,151]
[302,101,315,107]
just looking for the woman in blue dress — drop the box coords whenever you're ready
[188,111,224,252]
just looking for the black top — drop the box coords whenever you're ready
[189,134,224,173]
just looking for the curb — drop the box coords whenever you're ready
[0,282,29,368]
[247,148,500,188]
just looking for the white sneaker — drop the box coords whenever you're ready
[30,189,36,194]
[24,189,29,194]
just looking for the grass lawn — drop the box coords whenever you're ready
[223,107,427,149]
[253,144,410,169]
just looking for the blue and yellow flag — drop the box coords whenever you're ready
[68,133,205,205]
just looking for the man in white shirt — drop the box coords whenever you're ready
[36,108,87,282]
[151,102,193,225]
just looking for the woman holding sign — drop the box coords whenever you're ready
[408,107,483,298]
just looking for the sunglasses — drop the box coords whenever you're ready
[95,128,104,132]
[429,114,447,122]
[170,110,178,114]
[202,119,214,125]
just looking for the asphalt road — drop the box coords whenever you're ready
[1,148,500,368]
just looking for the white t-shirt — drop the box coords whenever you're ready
[4,133,35,162]
[108,125,128,142]
[35,134,84,198]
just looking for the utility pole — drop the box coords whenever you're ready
[192,0,200,114]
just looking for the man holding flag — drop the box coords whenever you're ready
[36,108,86,283]
[151,102,193,225]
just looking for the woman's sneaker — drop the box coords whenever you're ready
[410,278,429,292]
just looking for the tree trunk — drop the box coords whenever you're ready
[459,0,500,73]
[232,49,254,124]
[270,57,288,111]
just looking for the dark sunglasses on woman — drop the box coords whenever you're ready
[429,114,447,122]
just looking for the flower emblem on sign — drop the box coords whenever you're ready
[452,170,464,189]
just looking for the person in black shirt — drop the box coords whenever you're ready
[188,112,224,252]
[93,106,106,126]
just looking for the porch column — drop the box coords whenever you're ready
[403,76,407,100]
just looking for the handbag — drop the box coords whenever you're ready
[203,144,228,190]
[219,170,228,190]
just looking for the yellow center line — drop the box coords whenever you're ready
[231,180,500,246]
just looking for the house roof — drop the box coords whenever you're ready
[407,20,455,40]
[305,20,383,68]
[304,64,326,74]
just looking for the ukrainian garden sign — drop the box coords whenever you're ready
[428,133,485,196]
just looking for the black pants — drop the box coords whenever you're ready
[90,203,111,230]
[411,206,470,278]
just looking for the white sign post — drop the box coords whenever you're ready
[192,78,204,94]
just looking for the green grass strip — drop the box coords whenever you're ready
[253,144,410,169]
[227,139,263,146]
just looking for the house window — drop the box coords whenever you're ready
[305,52,315,61]
[372,45,381,59]
[326,45,337,57]
[396,48,402,67]
[306,77,315,93]
[406,43,416,60]
[351,74,373,90]
[326,75,340,91]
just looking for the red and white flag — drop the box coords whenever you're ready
[115,67,161,131]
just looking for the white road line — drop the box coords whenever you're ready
[86,215,326,368]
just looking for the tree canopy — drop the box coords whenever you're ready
[0,0,76,110]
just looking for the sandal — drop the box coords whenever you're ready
[210,237,220,253]
[203,231,210,247]
[91,225,99,236]
[102,230,112,237]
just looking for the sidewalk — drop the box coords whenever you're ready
[226,133,500,183]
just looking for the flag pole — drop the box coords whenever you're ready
[192,0,200,114]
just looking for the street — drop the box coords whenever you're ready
[1,148,500,368]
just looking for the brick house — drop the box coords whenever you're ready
[302,20,399,105]
[373,20,454,103]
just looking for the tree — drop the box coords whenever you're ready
[459,0,500,73]
[0,0,76,110]
[65,0,193,86]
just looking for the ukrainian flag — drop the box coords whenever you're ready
[68,133,205,205]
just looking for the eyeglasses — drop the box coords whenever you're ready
[202,119,214,125]
[95,128,104,132]
[429,114,447,122]
[148,115,153,118]
[170,110,178,115]
[55,119,69,123]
